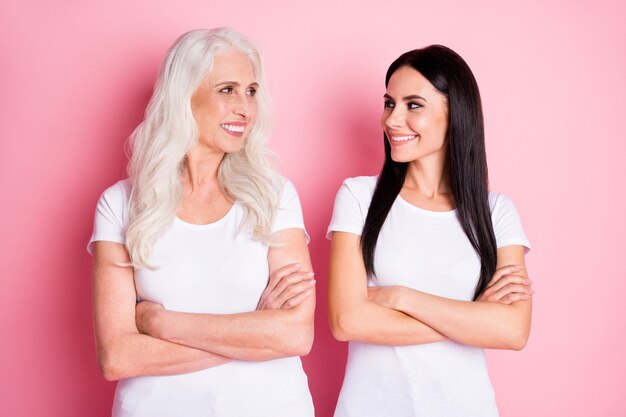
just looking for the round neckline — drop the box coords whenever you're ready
[174,202,238,229]
[396,194,457,218]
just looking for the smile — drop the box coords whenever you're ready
[221,124,245,133]
[389,134,417,142]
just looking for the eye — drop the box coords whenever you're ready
[408,102,423,110]
[384,100,395,109]
[219,86,234,94]
[246,87,257,97]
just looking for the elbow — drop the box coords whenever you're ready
[329,312,356,342]
[97,343,131,381]
[504,325,530,351]
[508,332,529,351]
[291,324,314,356]
[98,351,122,381]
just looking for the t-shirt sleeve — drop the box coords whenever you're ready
[491,193,531,251]
[326,180,366,239]
[87,181,129,255]
[271,178,309,242]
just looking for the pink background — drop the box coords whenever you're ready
[2,0,625,415]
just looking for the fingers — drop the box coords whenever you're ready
[273,270,314,296]
[490,282,533,301]
[499,292,533,305]
[275,274,315,308]
[258,264,316,310]
[488,264,525,286]
[479,264,534,304]
[487,274,532,294]
[279,283,315,309]
[267,263,303,291]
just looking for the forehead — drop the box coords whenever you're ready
[208,52,256,83]
[386,66,443,99]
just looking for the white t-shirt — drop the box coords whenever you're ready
[327,176,531,417]
[88,177,314,417]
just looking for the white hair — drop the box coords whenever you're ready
[126,28,279,269]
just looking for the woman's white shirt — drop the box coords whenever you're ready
[88,177,314,417]
[327,176,530,417]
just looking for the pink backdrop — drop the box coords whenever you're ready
[2,0,625,416]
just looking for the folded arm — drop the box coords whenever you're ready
[92,241,229,381]
[328,232,446,345]
[369,245,532,350]
[137,228,316,361]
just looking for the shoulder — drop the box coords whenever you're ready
[488,191,518,216]
[95,178,132,225]
[100,178,131,203]
[340,175,377,200]
[273,175,300,202]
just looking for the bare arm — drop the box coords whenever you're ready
[369,245,532,350]
[328,231,446,345]
[137,228,316,361]
[92,241,229,381]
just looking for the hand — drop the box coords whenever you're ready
[135,300,165,336]
[368,285,405,309]
[478,265,534,305]
[257,263,315,310]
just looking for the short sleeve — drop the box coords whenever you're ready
[87,180,130,255]
[326,179,369,239]
[490,193,531,251]
[272,178,309,242]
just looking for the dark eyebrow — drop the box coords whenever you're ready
[403,94,428,102]
[383,93,427,102]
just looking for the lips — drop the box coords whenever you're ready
[221,122,246,137]
[388,132,418,144]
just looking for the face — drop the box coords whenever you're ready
[381,66,449,164]
[190,52,258,156]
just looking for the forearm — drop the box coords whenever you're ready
[330,299,446,345]
[149,307,313,361]
[97,332,229,381]
[393,288,531,350]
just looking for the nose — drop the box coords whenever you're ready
[233,94,250,119]
[383,106,405,129]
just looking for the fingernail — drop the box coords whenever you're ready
[514,265,522,270]
[527,279,533,284]
[306,271,315,277]
[309,279,316,285]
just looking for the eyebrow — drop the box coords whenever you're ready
[383,93,428,102]
[215,81,259,88]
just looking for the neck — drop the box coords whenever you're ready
[182,147,224,192]
[403,153,450,197]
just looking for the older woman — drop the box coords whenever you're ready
[88,28,315,417]
[327,45,532,416]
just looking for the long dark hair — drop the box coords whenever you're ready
[361,45,497,300]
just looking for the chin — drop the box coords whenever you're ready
[390,151,416,163]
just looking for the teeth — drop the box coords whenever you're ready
[391,135,416,142]
[221,124,245,133]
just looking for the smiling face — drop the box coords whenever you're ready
[190,52,258,157]
[381,66,449,164]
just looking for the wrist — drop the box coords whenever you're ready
[392,286,408,310]
[147,307,166,339]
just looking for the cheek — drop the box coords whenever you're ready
[249,100,259,123]
[380,111,389,129]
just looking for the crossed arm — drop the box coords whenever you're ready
[328,232,532,350]
[92,228,315,381]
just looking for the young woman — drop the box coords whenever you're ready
[327,45,532,417]
[88,28,315,417]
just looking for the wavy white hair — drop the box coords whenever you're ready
[126,28,279,269]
